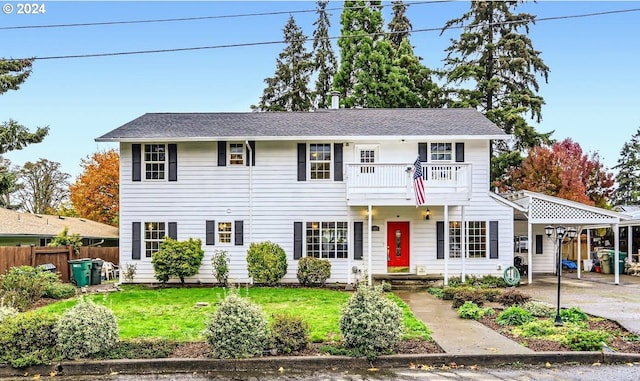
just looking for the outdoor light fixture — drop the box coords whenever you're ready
[425,208,431,220]
[545,225,578,326]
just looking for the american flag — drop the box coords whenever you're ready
[413,156,426,206]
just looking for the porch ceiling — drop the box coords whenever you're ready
[498,190,632,225]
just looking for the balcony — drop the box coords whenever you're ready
[346,162,471,206]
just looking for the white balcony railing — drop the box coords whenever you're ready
[346,162,471,201]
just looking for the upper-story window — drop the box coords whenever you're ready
[430,143,452,161]
[144,144,166,180]
[229,143,245,165]
[309,143,331,180]
[358,145,377,174]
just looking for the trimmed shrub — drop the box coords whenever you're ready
[478,275,508,288]
[44,282,77,299]
[496,306,535,326]
[482,288,503,302]
[151,237,205,285]
[269,313,309,354]
[452,288,486,309]
[0,311,59,368]
[246,241,288,286]
[212,249,230,287]
[339,285,403,360]
[457,301,493,320]
[204,292,269,359]
[0,265,58,311]
[54,299,119,360]
[296,256,331,286]
[442,286,471,301]
[496,289,531,307]
[521,301,555,318]
[562,329,610,351]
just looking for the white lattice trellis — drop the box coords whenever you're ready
[529,198,614,221]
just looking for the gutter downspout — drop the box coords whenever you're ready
[246,140,253,243]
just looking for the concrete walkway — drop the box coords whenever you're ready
[396,272,640,355]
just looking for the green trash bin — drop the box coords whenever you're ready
[610,252,628,274]
[68,258,92,287]
[600,253,611,274]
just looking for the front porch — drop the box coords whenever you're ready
[346,162,471,206]
[372,273,444,290]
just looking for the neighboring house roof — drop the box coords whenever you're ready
[0,208,118,238]
[96,109,508,142]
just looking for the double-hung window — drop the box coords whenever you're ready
[309,143,331,180]
[447,221,487,259]
[306,221,348,259]
[358,145,377,174]
[229,143,244,165]
[217,222,232,244]
[144,144,166,180]
[449,221,462,258]
[430,143,452,161]
[144,222,165,257]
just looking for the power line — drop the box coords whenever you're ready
[9,7,640,62]
[0,1,449,30]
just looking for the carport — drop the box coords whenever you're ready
[495,190,632,284]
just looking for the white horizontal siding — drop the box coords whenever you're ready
[119,139,514,283]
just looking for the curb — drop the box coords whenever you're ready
[2,352,640,377]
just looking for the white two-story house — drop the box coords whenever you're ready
[96,106,516,284]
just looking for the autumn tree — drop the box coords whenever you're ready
[15,159,70,214]
[253,16,313,111]
[497,139,615,208]
[441,1,552,182]
[69,149,119,226]
[311,1,338,109]
[613,127,640,206]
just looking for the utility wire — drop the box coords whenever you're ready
[0,1,449,30]
[9,7,640,61]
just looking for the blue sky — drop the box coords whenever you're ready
[2,1,639,179]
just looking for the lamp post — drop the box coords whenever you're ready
[545,225,577,326]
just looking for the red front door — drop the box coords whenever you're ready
[387,221,410,271]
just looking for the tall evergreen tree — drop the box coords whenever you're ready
[613,127,640,205]
[387,0,411,48]
[253,16,313,111]
[311,1,338,109]
[441,1,552,182]
[1,59,49,200]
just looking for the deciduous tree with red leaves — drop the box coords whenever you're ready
[69,149,119,226]
[496,139,615,208]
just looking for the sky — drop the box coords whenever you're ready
[1,1,639,180]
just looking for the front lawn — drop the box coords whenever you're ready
[37,286,432,343]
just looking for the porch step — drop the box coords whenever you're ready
[373,274,443,291]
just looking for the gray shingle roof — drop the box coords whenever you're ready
[96,109,506,141]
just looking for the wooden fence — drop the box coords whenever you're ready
[0,246,119,283]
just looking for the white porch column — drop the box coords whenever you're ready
[461,206,466,283]
[614,223,620,285]
[444,205,449,286]
[368,204,373,286]
[577,228,582,279]
[527,222,533,284]
[628,226,633,262]
[347,213,353,285]
[587,229,591,258]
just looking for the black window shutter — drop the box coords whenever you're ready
[490,221,499,259]
[294,222,303,259]
[132,144,141,182]
[354,221,363,260]
[334,143,343,181]
[297,143,306,181]
[436,221,444,259]
[206,220,215,245]
[535,234,543,254]
[455,142,465,163]
[246,141,256,167]
[217,141,227,166]
[168,144,177,181]
[132,222,141,260]
[419,143,428,162]
[168,222,177,240]
[234,220,244,246]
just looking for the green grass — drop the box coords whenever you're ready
[37,286,432,343]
